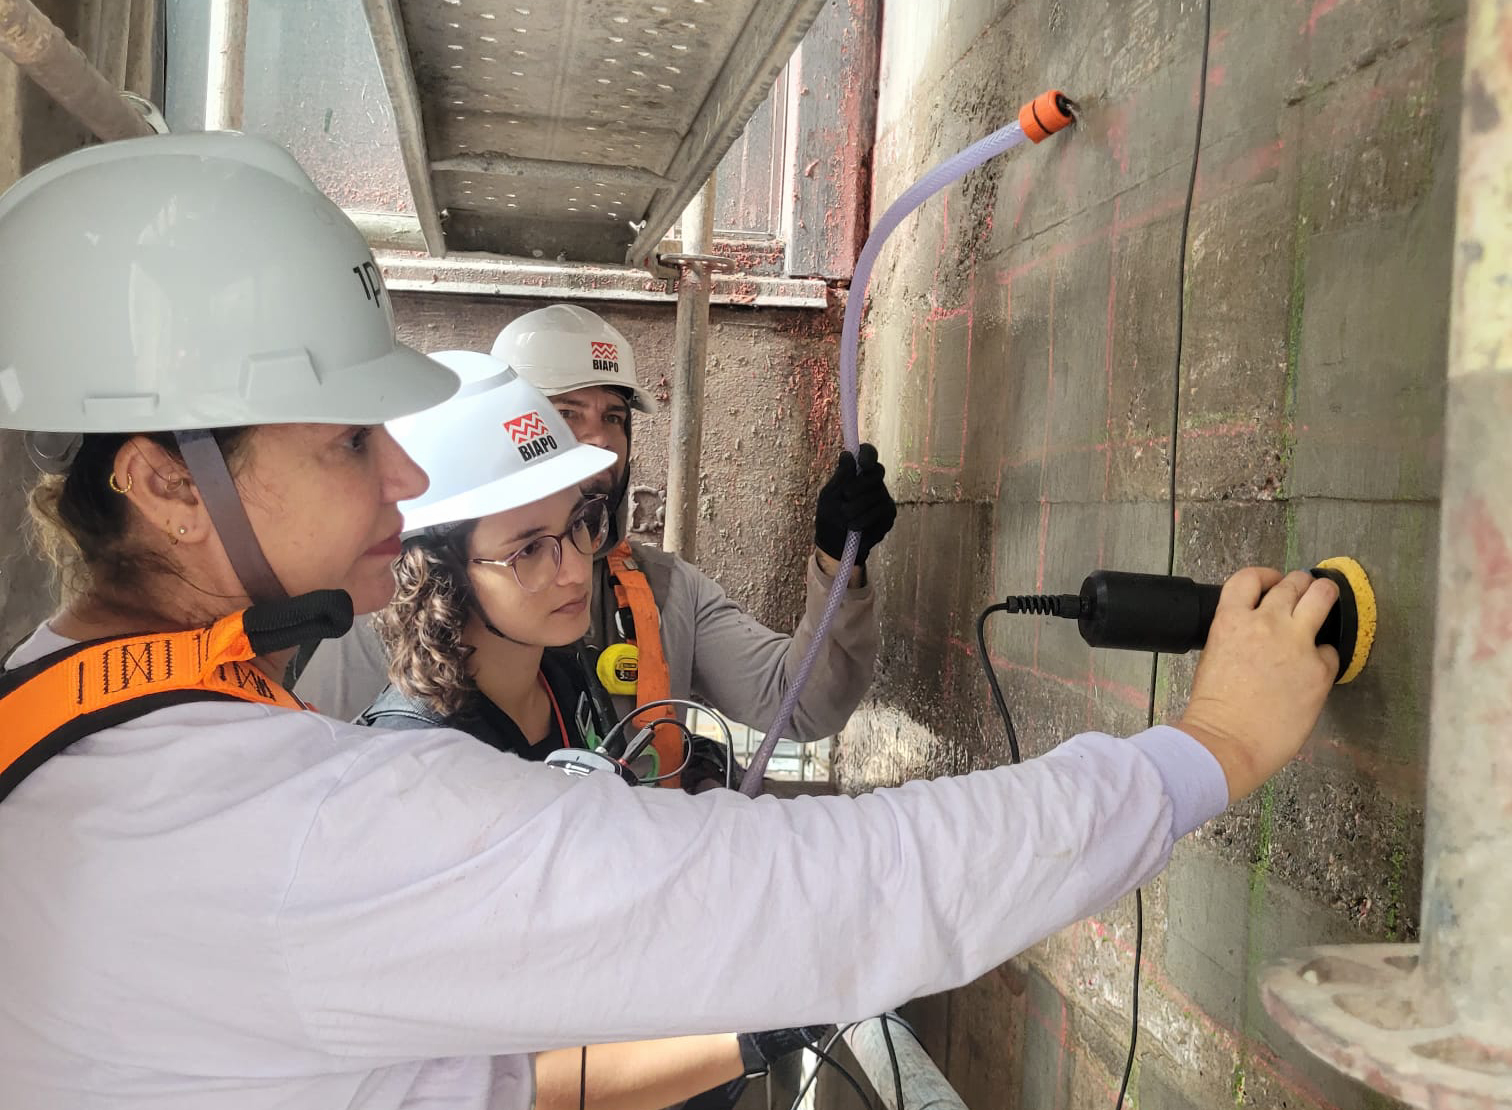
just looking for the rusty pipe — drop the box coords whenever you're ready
[0,0,152,141]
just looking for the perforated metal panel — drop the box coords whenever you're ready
[365,0,826,265]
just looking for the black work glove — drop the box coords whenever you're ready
[814,443,896,566]
[737,1025,832,1076]
[683,1027,830,1110]
[681,736,744,794]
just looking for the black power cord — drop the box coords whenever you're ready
[1114,1,1213,1107]
[974,603,1022,764]
[977,607,1147,1108]
[975,7,1211,1098]
[806,1044,876,1110]
[788,1025,875,1110]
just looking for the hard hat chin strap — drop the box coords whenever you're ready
[173,429,287,604]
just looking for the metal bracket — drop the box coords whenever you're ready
[657,252,737,272]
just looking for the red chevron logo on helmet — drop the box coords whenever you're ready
[504,411,551,445]
[590,341,619,362]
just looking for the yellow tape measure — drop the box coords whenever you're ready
[596,643,639,696]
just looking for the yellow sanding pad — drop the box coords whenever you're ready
[1315,556,1376,684]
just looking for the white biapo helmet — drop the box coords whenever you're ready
[390,351,616,534]
[491,303,659,413]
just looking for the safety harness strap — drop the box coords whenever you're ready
[606,541,680,787]
[0,596,345,804]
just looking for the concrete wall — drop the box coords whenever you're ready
[390,292,843,632]
[837,1,1461,1107]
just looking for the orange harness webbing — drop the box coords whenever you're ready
[606,542,680,787]
[0,609,306,804]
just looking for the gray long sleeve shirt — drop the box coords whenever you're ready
[590,543,879,741]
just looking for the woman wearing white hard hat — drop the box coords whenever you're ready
[357,352,616,757]
[357,354,825,1108]
[0,131,1344,1110]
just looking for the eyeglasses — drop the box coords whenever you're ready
[470,495,610,594]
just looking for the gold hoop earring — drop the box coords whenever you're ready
[108,472,133,495]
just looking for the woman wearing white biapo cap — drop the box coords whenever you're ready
[356,353,824,1108]
[356,352,618,758]
[0,131,1344,1110]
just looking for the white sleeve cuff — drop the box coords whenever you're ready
[1128,725,1229,837]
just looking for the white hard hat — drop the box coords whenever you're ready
[491,303,659,413]
[0,131,456,434]
[391,351,617,534]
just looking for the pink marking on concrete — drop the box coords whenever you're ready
[1103,196,1122,506]
[1464,496,1512,663]
[997,417,1293,474]
[1304,0,1343,36]
[1041,274,1057,492]
[1079,916,1356,1109]
[1055,995,1071,1104]
[1034,277,1057,668]
[925,304,969,322]
[1207,65,1228,88]
[960,254,977,479]
[1011,171,1035,230]
[994,134,1291,289]
[1105,103,1132,176]
[947,634,1152,711]
[1295,732,1426,798]
[1093,200,1122,731]
[1033,501,1051,672]
[924,310,939,467]
[993,277,1013,504]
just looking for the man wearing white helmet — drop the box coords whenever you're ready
[493,304,895,769]
[0,128,1346,1110]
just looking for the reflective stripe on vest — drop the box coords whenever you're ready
[0,609,306,804]
[605,541,680,788]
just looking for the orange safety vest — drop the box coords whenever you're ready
[0,607,314,805]
[605,541,680,788]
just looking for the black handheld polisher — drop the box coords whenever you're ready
[1003,557,1376,684]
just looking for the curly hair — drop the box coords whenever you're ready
[373,526,481,717]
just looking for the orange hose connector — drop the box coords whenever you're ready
[1019,90,1076,143]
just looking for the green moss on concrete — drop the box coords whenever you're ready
[1385,810,1409,941]
[1278,206,1310,499]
